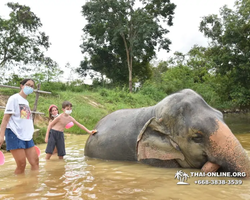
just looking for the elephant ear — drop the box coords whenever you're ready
[137,117,184,161]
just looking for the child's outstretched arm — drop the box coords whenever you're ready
[72,119,97,135]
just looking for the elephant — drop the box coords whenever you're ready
[85,89,250,176]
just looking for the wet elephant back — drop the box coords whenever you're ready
[84,106,155,161]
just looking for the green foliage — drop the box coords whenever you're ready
[199,0,250,106]
[145,46,241,109]
[230,86,250,108]
[95,87,157,111]
[0,3,51,68]
[32,57,63,83]
[187,45,215,83]
[38,80,93,94]
[39,81,67,93]
[78,0,176,92]
[191,83,222,108]
[161,65,195,93]
[33,126,47,144]
[138,82,166,102]
[3,74,23,86]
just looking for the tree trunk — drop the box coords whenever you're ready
[129,66,132,93]
[129,50,133,93]
[121,33,133,93]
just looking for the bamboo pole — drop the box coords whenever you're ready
[0,84,51,94]
[33,83,40,112]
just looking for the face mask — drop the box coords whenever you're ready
[65,110,72,115]
[23,86,34,95]
[52,114,59,118]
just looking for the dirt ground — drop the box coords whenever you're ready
[0,94,8,107]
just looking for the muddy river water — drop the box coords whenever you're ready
[0,113,250,200]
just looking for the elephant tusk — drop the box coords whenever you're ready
[201,161,220,173]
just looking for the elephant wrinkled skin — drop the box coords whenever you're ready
[85,89,250,176]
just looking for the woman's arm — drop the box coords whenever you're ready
[0,114,11,147]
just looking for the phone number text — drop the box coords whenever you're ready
[194,180,243,185]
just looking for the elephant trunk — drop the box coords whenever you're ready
[206,120,250,177]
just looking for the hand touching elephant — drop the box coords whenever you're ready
[85,89,250,176]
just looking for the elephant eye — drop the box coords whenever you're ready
[192,132,204,143]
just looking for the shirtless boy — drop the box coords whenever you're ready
[45,101,97,160]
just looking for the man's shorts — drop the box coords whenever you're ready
[5,128,35,151]
[45,129,66,157]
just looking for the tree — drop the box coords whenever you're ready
[0,2,50,68]
[161,64,195,93]
[79,0,176,92]
[32,57,63,83]
[77,46,129,85]
[199,0,250,106]
[186,45,214,83]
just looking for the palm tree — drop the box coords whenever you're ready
[175,170,183,181]
[182,173,190,182]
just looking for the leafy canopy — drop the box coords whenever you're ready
[78,0,176,91]
[0,2,50,68]
[199,0,250,106]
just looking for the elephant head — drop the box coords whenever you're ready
[137,89,250,176]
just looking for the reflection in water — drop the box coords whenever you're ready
[224,113,250,134]
[0,125,250,199]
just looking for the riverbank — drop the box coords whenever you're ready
[223,108,250,113]
[0,87,249,150]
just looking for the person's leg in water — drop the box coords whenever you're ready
[11,149,27,174]
[45,130,56,160]
[6,129,38,174]
[56,131,66,159]
[45,153,52,160]
[25,146,39,171]
[53,147,58,155]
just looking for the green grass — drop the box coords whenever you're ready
[0,87,158,145]
[0,83,247,147]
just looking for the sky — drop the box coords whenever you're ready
[0,0,236,83]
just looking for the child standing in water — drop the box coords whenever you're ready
[45,101,97,160]
[48,104,60,155]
